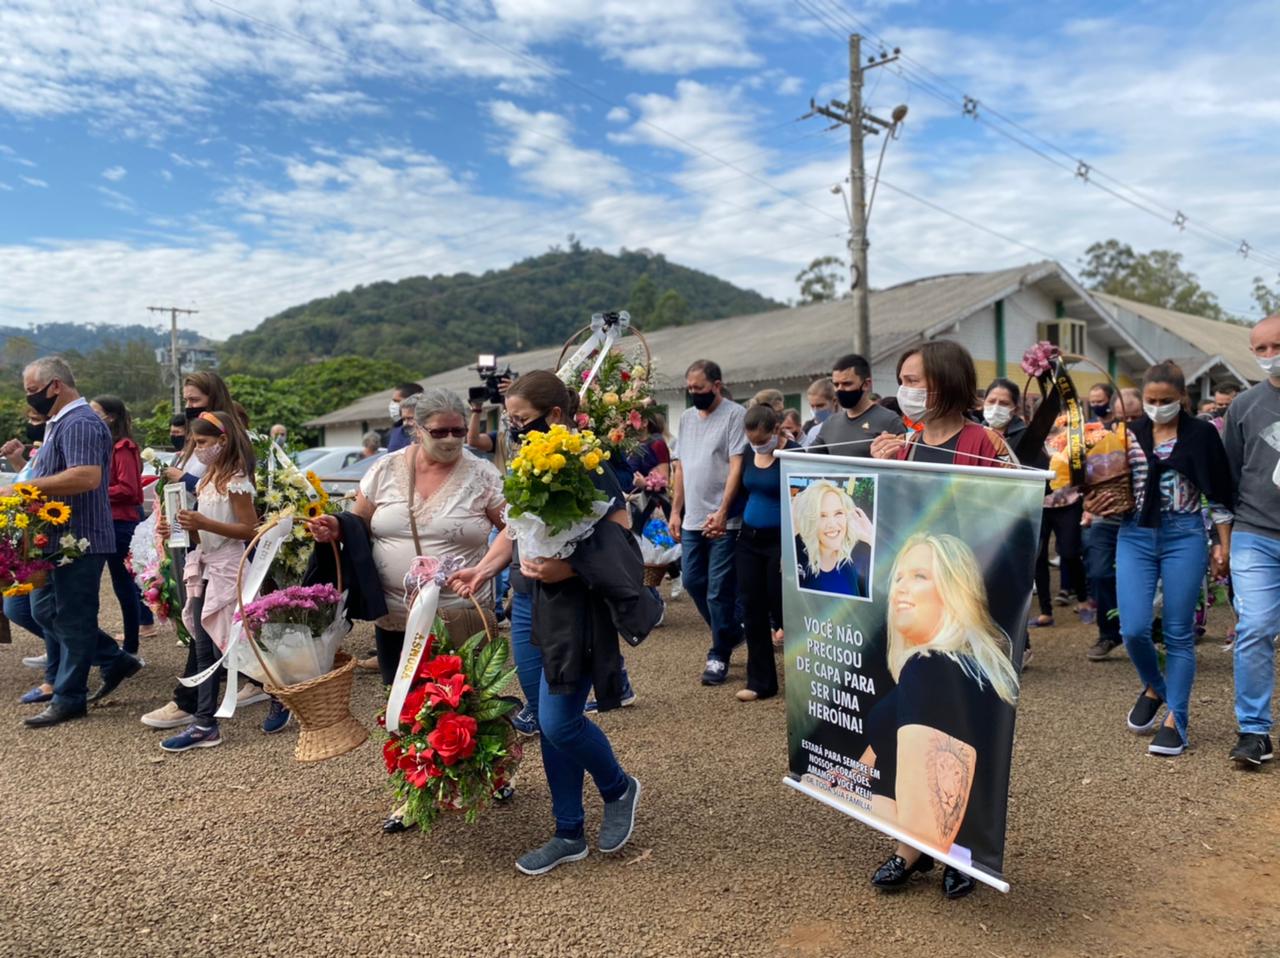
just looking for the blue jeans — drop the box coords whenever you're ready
[1231,531,1280,735]
[31,555,125,712]
[5,591,56,685]
[1083,519,1120,641]
[1116,513,1208,741]
[510,590,540,716]
[681,527,742,662]
[489,528,510,620]
[538,671,629,839]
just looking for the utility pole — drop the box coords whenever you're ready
[805,37,904,357]
[148,306,199,412]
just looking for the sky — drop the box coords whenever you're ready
[2,0,1279,341]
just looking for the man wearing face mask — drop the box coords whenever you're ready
[10,357,142,728]
[810,354,905,457]
[1087,383,1117,425]
[168,415,188,452]
[671,359,748,686]
[385,382,424,454]
[1222,314,1280,767]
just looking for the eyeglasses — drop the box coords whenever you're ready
[422,427,466,439]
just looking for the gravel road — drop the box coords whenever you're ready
[1,580,1276,958]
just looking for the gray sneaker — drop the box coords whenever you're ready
[599,776,641,853]
[22,653,47,669]
[514,836,589,876]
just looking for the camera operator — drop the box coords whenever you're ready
[466,361,515,469]
[386,382,424,453]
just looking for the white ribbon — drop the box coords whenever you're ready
[556,310,630,398]
[385,580,443,733]
[178,517,292,718]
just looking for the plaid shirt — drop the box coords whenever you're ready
[30,398,116,555]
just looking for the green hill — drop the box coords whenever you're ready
[219,242,782,377]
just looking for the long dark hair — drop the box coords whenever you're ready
[92,394,132,443]
[180,371,236,466]
[505,370,580,422]
[189,411,255,494]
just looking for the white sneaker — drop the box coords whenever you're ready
[141,701,194,729]
[22,653,47,669]
[237,684,270,707]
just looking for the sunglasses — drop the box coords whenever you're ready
[421,427,466,439]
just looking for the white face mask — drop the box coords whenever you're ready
[1144,401,1181,424]
[749,435,779,455]
[897,385,929,421]
[388,400,401,422]
[1258,354,1280,377]
[983,403,1012,429]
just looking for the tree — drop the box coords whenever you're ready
[1252,275,1280,317]
[626,275,658,326]
[795,256,845,305]
[1080,240,1224,319]
[652,289,690,329]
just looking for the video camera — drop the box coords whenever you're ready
[468,353,516,406]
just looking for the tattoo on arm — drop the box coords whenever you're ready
[925,731,974,842]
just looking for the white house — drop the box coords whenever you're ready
[306,261,1253,443]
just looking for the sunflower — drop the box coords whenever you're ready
[3,582,34,598]
[37,501,71,526]
[305,471,330,504]
[302,501,325,520]
[14,483,41,501]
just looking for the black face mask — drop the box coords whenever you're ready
[183,405,204,422]
[835,388,865,410]
[1090,403,1111,419]
[170,435,187,451]
[26,382,57,418]
[687,390,716,411]
[509,416,549,446]
[24,422,45,443]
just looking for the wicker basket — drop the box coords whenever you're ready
[642,564,668,588]
[237,516,365,764]
[266,650,368,763]
[1084,473,1135,518]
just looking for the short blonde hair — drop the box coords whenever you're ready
[886,533,1019,706]
[751,388,785,412]
[793,480,860,576]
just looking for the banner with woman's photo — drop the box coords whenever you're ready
[776,450,1046,893]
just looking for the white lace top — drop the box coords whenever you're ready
[195,471,255,556]
[360,448,505,629]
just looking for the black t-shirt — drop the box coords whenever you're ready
[865,685,899,799]
[905,431,962,465]
[892,652,1014,862]
[509,464,628,594]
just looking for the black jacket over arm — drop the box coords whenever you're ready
[303,511,390,623]
[531,520,662,711]
[1130,411,1235,529]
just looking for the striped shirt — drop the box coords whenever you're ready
[31,398,116,554]
[1126,431,1233,525]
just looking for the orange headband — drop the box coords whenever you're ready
[198,411,226,434]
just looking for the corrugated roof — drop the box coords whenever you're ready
[1092,292,1260,383]
[307,260,1078,427]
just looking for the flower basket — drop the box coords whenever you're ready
[642,565,668,588]
[25,568,48,591]
[235,523,363,763]
[378,597,522,832]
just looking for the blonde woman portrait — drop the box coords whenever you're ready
[792,478,874,598]
[860,533,1020,899]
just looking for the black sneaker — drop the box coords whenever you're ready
[1087,637,1121,661]
[1148,724,1186,756]
[1229,733,1275,768]
[1126,691,1163,733]
[700,658,728,686]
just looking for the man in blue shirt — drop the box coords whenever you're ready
[16,357,141,727]
[385,382,423,453]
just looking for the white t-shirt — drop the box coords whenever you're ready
[360,448,504,630]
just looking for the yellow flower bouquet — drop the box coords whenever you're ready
[503,425,612,558]
[0,483,88,596]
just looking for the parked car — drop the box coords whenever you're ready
[318,450,387,499]
[292,447,366,476]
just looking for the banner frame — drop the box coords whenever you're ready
[782,777,1011,893]
[775,448,1055,483]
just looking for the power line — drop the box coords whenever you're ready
[799,0,1280,274]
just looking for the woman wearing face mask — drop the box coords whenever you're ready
[981,379,1025,450]
[734,404,799,700]
[870,342,1012,467]
[163,371,238,494]
[449,370,657,874]
[1088,361,1234,757]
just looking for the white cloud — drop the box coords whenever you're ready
[19,175,47,188]
[488,100,630,197]
[0,181,11,191]
[606,106,629,123]
[261,89,386,120]
[101,165,126,181]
